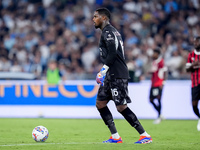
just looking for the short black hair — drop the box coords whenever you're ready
[95,7,111,20]
[153,47,161,55]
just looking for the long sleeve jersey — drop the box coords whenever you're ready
[99,24,129,79]
[186,49,200,87]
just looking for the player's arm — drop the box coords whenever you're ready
[162,67,168,87]
[186,53,192,72]
[162,61,168,81]
[186,61,200,72]
[103,31,117,67]
[186,53,200,72]
[158,60,167,88]
[96,31,117,85]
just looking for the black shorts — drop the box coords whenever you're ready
[149,87,163,99]
[96,74,131,106]
[192,85,200,101]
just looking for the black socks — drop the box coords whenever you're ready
[120,107,145,134]
[193,105,200,118]
[150,99,161,117]
[98,106,146,135]
[98,106,117,134]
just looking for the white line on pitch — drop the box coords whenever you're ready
[0,142,101,147]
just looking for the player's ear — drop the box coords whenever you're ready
[102,15,107,20]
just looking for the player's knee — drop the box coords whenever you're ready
[193,105,196,109]
[96,100,107,109]
[116,105,127,113]
[192,100,198,107]
[150,99,154,103]
[96,101,101,109]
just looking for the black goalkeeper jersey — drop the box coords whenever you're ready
[99,24,129,79]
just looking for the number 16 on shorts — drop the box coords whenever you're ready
[111,88,118,97]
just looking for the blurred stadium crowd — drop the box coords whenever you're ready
[0,0,199,80]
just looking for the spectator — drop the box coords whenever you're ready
[0,0,199,80]
[46,60,65,85]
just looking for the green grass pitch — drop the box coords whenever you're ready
[0,118,200,150]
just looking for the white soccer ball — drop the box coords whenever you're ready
[32,125,49,142]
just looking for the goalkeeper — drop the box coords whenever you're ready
[93,7,152,144]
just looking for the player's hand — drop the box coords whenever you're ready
[192,61,200,69]
[96,72,105,85]
[96,65,109,85]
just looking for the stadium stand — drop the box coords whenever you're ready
[0,0,199,80]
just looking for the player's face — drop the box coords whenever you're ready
[194,38,200,50]
[49,62,57,70]
[152,52,158,60]
[93,11,103,29]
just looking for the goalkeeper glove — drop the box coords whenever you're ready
[96,65,109,85]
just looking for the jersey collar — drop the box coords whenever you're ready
[194,49,200,55]
[154,56,162,63]
[102,24,111,32]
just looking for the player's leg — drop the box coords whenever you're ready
[192,100,200,131]
[192,100,200,118]
[96,100,122,142]
[96,79,122,143]
[117,104,146,134]
[152,98,162,124]
[111,79,152,144]
[149,87,159,115]
[191,86,200,131]
[150,87,164,124]
[150,98,160,115]
[157,87,163,118]
[116,104,152,144]
[157,98,161,116]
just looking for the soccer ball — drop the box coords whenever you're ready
[32,126,49,142]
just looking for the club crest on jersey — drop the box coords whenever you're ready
[106,34,114,40]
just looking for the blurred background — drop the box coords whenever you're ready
[0,1,200,147]
[0,0,199,81]
[0,0,199,119]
